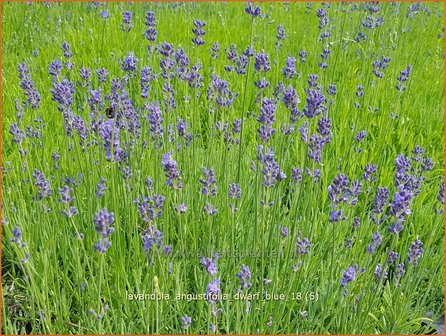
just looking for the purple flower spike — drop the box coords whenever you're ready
[236,265,252,290]
[341,266,356,288]
[161,152,181,189]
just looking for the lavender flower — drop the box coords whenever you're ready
[18,63,41,109]
[146,102,164,142]
[209,42,220,59]
[363,163,377,181]
[61,206,78,218]
[280,226,289,238]
[303,89,326,118]
[161,152,181,189]
[341,266,356,288]
[10,226,26,248]
[9,124,24,144]
[254,51,271,72]
[299,50,307,62]
[93,208,115,253]
[389,185,412,219]
[99,10,110,20]
[276,24,286,46]
[356,85,364,98]
[61,41,73,59]
[374,264,388,280]
[32,169,52,199]
[181,315,192,329]
[407,238,424,265]
[296,234,311,254]
[121,52,138,75]
[141,225,164,254]
[257,145,286,188]
[396,65,412,91]
[59,185,74,204]
[144,11,157,42]
[172,203,186,214]
[354,130,367,142]
[49,59,63,78]
[200,167,217,196]
[387,251,399,264]
[282,56,297,79]
[366,231,382,254]
[204,203,218,215]
[121,11,133,32]
[206,279,221,302]
[245,2,261,17]
[207,75,237,108]
[236,265,252,290]
[370,186,389,224]
[50,78,75,111]
[255,78,270,90]
[134,195,165,222]
[228,183,241,199]
[96,68,109,83]
[200,254,219,275]
[257,98,277,142]
[192,19,206,46]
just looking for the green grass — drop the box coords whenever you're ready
[1,2,444,334]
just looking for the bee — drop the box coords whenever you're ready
[105,106,115,119]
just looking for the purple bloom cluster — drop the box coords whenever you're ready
[276,24,286,48]
[95,177,107,198]
[296,234,311,255]
[206,278,221,302]
[207,75,237,108]
[93,208,115,253]
[141,225,164,255]
[256,145,286,188]
[99,119,126,162]
[254,51,271,72]
[181,315,192,329]
[236,264,252,290]
[366,232,382,254]
[362,15,384,29]
[121,10,133,32]
[32,169,52,199]
[192,19,206,46]
[370,186,390,224]
[18,63,41,110]
[50,78,75,111]
[373,264,388,281]
[134,195,165,223]
[245,2,261,17]
[341,266,356,288]
[396,65,412,92]
[257,98,277,142]
[282,56,297,79]
[282,85,301,122]
[372,56,391,78]
[146,102,164,143]
[144,11,157,42]
[200,167,217,196]
[303,89,326,118]
[59,185,78,218]
[121,52,138,75]
[9,123,24,144]
[407,238,424,265]
[161,152,182,189]
[200,253,219,275]
[10,226,30,263]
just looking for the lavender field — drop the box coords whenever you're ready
[1,1,445,334]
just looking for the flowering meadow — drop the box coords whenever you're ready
[2,1,445,334]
